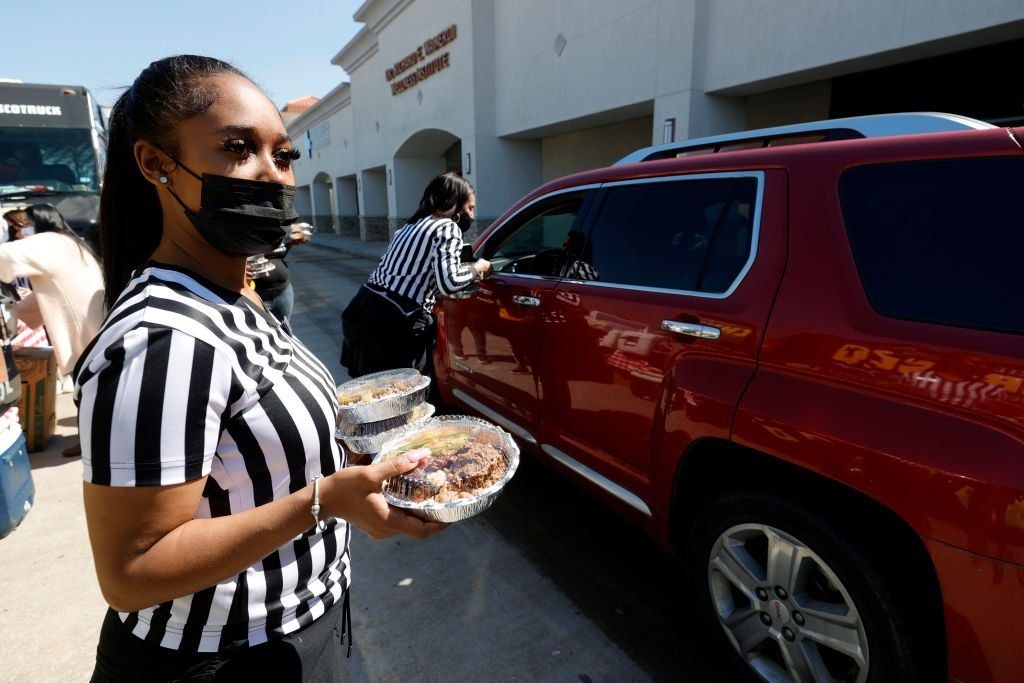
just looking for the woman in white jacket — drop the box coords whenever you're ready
[0,204,104,455]
[0,203,104,373]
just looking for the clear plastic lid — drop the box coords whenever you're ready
[335,368,424,408]
[373,416,518,506]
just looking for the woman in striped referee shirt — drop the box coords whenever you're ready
[76,55,443,682]
[341,172,492,378]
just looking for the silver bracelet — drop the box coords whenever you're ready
[311,475,327,531]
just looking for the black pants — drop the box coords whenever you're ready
[90,593,350,683]
[340,285,435,379]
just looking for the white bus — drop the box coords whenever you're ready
[0,81,106,241]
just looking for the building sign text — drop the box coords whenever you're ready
[385,25,457,96]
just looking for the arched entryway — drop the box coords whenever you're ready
[294,185,313,221]
[334,174,359,237]
[311,171,334,231]
[392,128,462,221]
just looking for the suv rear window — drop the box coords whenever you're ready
[840,156,1024,335]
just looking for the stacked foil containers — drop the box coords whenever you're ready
[335,369,521,523]
[335,368,434,460]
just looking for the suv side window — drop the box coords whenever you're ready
[580,176,759,293]
[482,191,590,277]
[840,156,1024,335]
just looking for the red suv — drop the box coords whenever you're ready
[433,113,1024,682]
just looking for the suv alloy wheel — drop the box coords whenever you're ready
[707,522,868,681]
[686,490,933,682]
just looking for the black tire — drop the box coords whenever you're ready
[684,490,934,682]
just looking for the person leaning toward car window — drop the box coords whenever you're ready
[74,55,443,682]
[556,230,599,281]
[340,172,492,378]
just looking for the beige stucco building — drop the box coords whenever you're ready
[288,0,1024,238]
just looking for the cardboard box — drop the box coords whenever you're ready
[14,347,55,452]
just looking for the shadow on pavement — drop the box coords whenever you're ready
[28,434,82,470]
[482,455,719,682]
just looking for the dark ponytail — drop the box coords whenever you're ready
[100,55,247,310]
[408,172,475,225]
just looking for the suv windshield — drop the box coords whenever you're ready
[0,127,99,195]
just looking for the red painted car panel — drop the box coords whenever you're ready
[438,274,560,430]
[926,539,1024,683]
[434,125,1024,679]
[539,171,789,527]
[736,132,1024,560]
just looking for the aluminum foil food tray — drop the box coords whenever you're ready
[337,403,436,454]
[372,415,520,523]
[335,369,431,423]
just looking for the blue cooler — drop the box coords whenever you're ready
[0,425,33,538]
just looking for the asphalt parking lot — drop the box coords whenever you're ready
[287,237,720,682]
[0,236,721,682]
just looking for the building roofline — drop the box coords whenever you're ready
[281,95,319,113]
[331,25,378,73]
[335,0,415,72]
[286,81,351,134]
[352,0,376,22]
[353,0,414,31]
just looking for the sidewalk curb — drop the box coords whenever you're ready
[305,238,386,262]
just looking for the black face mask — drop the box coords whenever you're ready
[164,159,298,257]
[456,213,473,233]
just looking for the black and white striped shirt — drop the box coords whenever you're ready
[73,263,349,653]
[367,216,476,309]
[560,258,599,282]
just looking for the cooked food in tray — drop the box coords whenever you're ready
[388,437,507,504]
[334,369,430,424]
[337,376,419,406]
[375,417,518,515]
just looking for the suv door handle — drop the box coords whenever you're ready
[512,295,541,308]
[661,320,721,340]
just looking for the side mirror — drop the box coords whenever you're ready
[460,244,476,262]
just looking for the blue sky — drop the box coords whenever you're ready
[3,0,362,109]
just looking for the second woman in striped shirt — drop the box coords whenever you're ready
[341,172,491,378]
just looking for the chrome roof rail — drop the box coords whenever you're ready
[615,112,996,165]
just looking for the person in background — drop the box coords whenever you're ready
[0,204,104,370]
[2,207,39,295]
[341,172,492,378]
[250,221,311,323]
[0,203,104,456]
[557,230,599,281]
[2,208,34,303]
[2,208,27,244]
